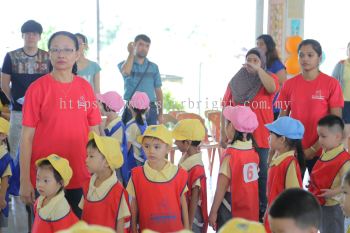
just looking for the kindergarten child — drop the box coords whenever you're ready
[173,119,208,233]
[268,188,321,233]
[32,154,78,233]
[264,116,305,233]
[0,118,11,232]
[127,124,189,232]
[209,106,260,231]
[80,132,130,233]
[308,114,350,233]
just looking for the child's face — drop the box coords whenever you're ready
[36,166,62,198]
[142,137,170,162]
[174,140,190,153]
[341,181,350,217]
[224,120,235,141]
[317,126,343,151]
[269,216,318,233]
[268,133,284,151]
[86,146,108,174]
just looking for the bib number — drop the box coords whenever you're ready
[243,163,259,183]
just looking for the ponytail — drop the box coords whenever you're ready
[231,131,258,151]
[285,138,306,174]
[133,108,147,126]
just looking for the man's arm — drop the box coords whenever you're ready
[1,73,11,101]
[120,42,135,77]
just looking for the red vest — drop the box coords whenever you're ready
[264,155,302,233]
[308,150,350,205]
[186,165,208,233]
[32,200,78,233]
[226,147,259,221]
[81,179,128,231]
[132,166,188,232]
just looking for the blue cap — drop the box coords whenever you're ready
[265,116,304,139]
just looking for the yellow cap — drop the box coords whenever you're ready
[88,132,123,169]
[142,230,193,233]
[35,154,73,187]
[218,218,266,233]
[0,117,10,135]
[56,221,116,233]
[137,124,173,146]
[172,119,205,141]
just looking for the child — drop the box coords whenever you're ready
[341,170,350,233]
[80,132,130,233]
[209,106,259,231]
[0,118,11,233]
[124,91,149,181]
[173,119,208,233]
[264,116,305,233]
[218,217,266,233]
[308,114,350,233]
[32,154,78,233]
[268,188,321,233]
[127,124,189,232]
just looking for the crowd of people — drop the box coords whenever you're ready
[1,19,350,233]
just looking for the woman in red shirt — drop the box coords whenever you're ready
[278,39,343,173]
[19,31,101,218]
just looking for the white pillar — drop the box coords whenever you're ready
[256,0,265,38]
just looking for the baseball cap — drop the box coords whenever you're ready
[137,124,173,146]
[265,116,304,139]
[96,91,125,112]
[219,218,266,233]
[172,119,205,141]
[223,106,258,133]
[129,91,150,110]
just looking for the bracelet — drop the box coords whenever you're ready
[310,146,317,153]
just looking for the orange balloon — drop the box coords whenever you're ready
[285,55,300,75]
[285,36,303,54]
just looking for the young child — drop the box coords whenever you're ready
[209,106,259,231]
[264,116,305,233]
[32,154,78,233]
[80,132,130,233]
[341,170,350,233]
[268,188,321,233]
[308,114,350,233]
[218,217,266,233]
[173,119,208,233]
[125,91,149,182]
[0,118,11,233]
[127,124,189,232]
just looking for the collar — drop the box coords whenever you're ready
[227,140,253,150]
[87,171,118,201]
[144,160,178,182]
[106,117,122,131]
[270,150,295,167]
[133,57,149,66]
[321,144,344,161]
[0,144,8,159]
[36,191,70,220]
[179,152,203,171]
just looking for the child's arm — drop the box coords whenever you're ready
[0,176,9,209]
[130,197,138,233]
[116,217,124,233]
[180,193,190,229]
[208,174,230,231]
[318,186,342,198]
[188,186,200,228]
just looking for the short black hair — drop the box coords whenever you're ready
[269,188,321,229]
[318,114,344,133]
[134,34,151,43]
[21,20,43,34]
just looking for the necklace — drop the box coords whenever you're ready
[51,72,74,98]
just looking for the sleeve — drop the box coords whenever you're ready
[111,127,124,143]
[2,164,12,178]
[270,60,286,73]
[285,161,302,189]
[329,79,344,108]
[126,123,140,146]
[118,61,127,79]
[22,84,42,127]
[94,62,102,73]
[78,196,84,209]
[85,83,102,126]
[219,156,231,179]
[222,85,233,107]
[153,64,162,88]
[192,178,201,189]
[339,161,350,183]
[117,194,131,220]
[276,80,290,111]
[332,62,342,81]
[126,179,135,197]
[1,53,12,75]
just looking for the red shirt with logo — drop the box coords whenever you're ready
[277,73,344,150]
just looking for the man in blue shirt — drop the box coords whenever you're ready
[118,34,163,125]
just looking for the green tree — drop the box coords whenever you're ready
[38,26,55,51]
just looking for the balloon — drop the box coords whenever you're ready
[285,55,300,75]
[285,36,303,54]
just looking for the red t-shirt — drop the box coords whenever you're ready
[277,73,344,150]
[23,74,101,189]
[222,74,279,148]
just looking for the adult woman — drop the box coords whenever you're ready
[257,34,287,119]
[332,42,350,148]
[19,31,101,217]
[221,48,279,221]
[75,33,101,93]
[278,39,343,172]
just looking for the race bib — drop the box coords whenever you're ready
[243,163,259,183]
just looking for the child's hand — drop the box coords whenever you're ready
[208,211,218,231]
[318,189,338,198]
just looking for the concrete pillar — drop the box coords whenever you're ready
[256,0,265,39]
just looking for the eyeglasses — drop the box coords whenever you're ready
[49,48,76,55]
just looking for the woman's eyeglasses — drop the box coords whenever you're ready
[49,48,76,55]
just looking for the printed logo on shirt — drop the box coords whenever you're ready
[243,163,259,183]
[59,97,98,111]
[311,90,325,100]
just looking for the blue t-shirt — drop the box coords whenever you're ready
[77,60,101,91]
[267,60,285,74]
[118,58,162,102]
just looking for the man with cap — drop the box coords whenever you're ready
[1,20,50,159]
